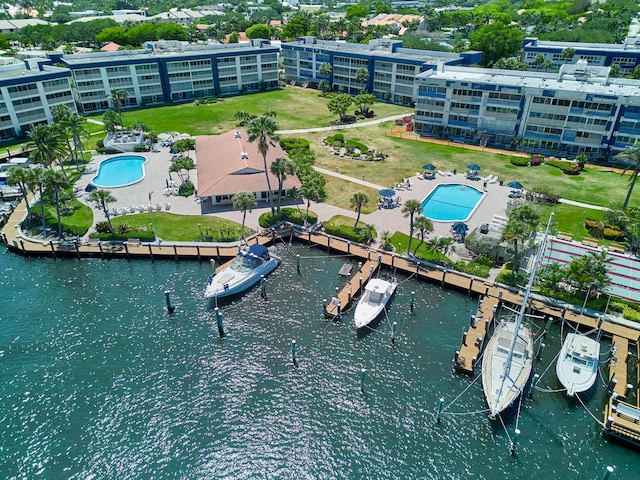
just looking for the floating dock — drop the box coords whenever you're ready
[324,260,379,318]
[454,296,499,375]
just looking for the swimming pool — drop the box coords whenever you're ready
[92,155,148,188]
[421,184,484,221]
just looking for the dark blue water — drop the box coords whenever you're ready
[0,244,638,479]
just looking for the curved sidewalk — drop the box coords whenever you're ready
[276,112,413,134]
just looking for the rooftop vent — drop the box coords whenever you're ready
[241,151,248,159]
[234,130,241,138]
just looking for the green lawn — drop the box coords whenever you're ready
[105,88,410,136]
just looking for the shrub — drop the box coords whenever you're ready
[603,227,625,241]
[117,223,131,234]
[546,159,581,175]
[453,261,490,278]
[345,140,368,153]
[95,221,111,233]
[259,207,317,227]
[496,269,527,286]
[323,223,376,244]
[530,155,543,166]
[178,180,195,196]
[133,145,147,152]
[280,138,310,152]
[510,157,529,167]
[476,254,494,267]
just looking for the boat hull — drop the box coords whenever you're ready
[204,256,279,300]
[353,279,397,329]
[481,320,533,418]
[556,333,600,396]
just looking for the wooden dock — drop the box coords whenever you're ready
[324,260,379,318]
[609,336,630,399]
[454,295,500,374]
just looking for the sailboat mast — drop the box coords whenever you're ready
[501,212,555,383]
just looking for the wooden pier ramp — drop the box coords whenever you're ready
[454,295,500,375]
[324,260,379,318]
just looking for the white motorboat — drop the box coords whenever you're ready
[204,244,280,300]
[353,277,397,329]
[556,332,600,396]
[482,212,554,419]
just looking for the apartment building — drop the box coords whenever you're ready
[414,61,640,157]
[49,40,279,114]
[281,36,481,106]
[0,59,75,140]
[522,37,640,75]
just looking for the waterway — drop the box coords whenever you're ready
[1,243,638,479]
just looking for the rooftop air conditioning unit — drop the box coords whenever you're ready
[241,152,248,159]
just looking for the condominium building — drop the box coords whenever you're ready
[48,40,280,114]
[281,36,481,106]
[414,61,640,157]
[522,37,640,75]
[0,59,76,140]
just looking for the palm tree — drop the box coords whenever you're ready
[110,88,129,125]
[234,110,254,126]
[102,109,121,133]
[44,168,70,238]
[503,203,540,277]
[354,67,369,92]
[401,199,422,254]
[232,191,257,239]
[89,189,117,234]
[27,167,48,237]
[350,191,369,228]
[412,215,434,255]
[67,114,89,169]
[615,141,640,210]
[6,166,33,219]
[287,186,303,217]
[247,115,279,216]
[27,124,69,173]
[560,47,575,64]
[270,157,294,214]
[300,172,326,225]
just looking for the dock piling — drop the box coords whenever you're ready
[410,291,415,313]
[261,275,267,299]
[210,258,215,272]
[164,290,176,313]
[215,307,224,338]
[322,298,327,315]
[296,254,300,274]
[510,429,520,456]
[436,397,444,423]
[530,374,540,399]
[391,321,398,345]
[291,340,297,367]
[602,466,614,480]
[536,342,546,361]
[360,368,366,393]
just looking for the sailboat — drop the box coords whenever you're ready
[556,332,600,396]
[482,212,554,419]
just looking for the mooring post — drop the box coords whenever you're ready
[291,339,297,367]
[462,330,467,346]
[196,245,200,262]
[296,254,300,274]
[436,397,444,423]
[360,368,366,393]
[336,301,342,320]
[164,290,176,313]
[49,240,56,258]
[391,321,398,345]
[544,316,553,334]
[410,291,415,313]
[530,374,540,399]
[322,298,327,315]
[148,244,154,260]
[359,276,363,290]
[602,466,614,480]
[210,258,216,272]
[348,288,352,304]
[124,242,130,260]
[536,342,546,361]
[215,307,224,338]
[260,275,267,299]
[369,264,374,277]
[510,429,520,456]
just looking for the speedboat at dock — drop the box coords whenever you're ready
[556,332,600,396]
[353,277,397,329]
[204,244,280,300]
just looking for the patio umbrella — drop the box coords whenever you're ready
[451,222,469,234]
[379,188,396,198]
[507,181,524,190]
[423,163,436,171]
[467,164,481,171]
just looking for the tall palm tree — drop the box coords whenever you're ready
[67,114,89,169]
[232,191,257,239]
[27,167,48,237]
[350,191,369,228]
[287,186,303,217]
[44,168,70,238]
[247,115,279,216]
[27,124,69,173]
[6,166,33,219]
[401,199,422,254]
[110,88,129,125]
[89,189,117,234]
[300,172,326,225]
[615,141,640,210]
[412,215,434,255]
[503,203,540,278]
[270,157,294,214]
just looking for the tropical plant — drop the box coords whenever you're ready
[270,157,294,214]
[503,203,540,276]
[353,93,376,115]
[110,88,129,125]
[287,186,303,217]
[327,94,354,123]
[566,251,610,302]
[44,168,70,238]
[232,191,257,239]
[102,109,121,133]
[27,124,69,173]
[380,230,393,251]
[299,171,326,224]
[350,191,369,228]
[247,115,280,216]
[537,261,566,294]
[614,141,640,210]
[6,166,32,219]
[412,215,434,254]
[66,114,89,169]
[27,167,48,237]
[354,67,369,92]
[169,157,196,183]
[318,62,332,78]
[234,110,255,126]
[89,189,117,234]
[401,199,422,254]
[560,47,575,63]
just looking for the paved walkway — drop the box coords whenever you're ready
[276,112,413,134]
[559,198,609,211]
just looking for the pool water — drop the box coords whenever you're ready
[92,155,147,188]
[421,184,484,221]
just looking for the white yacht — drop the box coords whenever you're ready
[204,244,280,300]
[353,278,397,329]
[556,333,600,396]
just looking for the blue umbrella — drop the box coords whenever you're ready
[379,188,396,198]
[467,164,481,171]
[507,181,524,190]
[423,163,436,171]
[451,222,468,234]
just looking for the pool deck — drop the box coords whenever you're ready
[77,147,510,249]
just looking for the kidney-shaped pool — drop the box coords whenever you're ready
[92,155,148,188]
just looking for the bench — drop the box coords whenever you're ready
[581,237,599,247]
[556,232,573,241]
[608,243,626,253]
